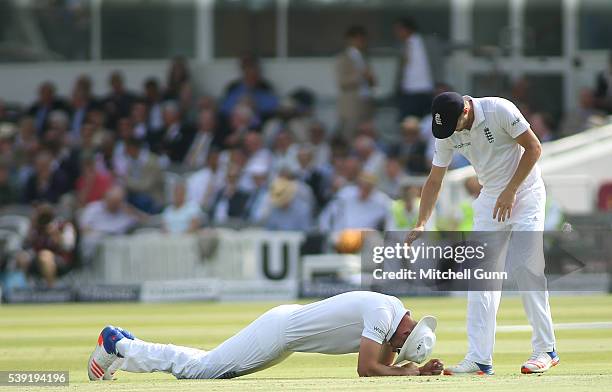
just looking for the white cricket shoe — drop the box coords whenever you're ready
[88,325,134,381]
[521,351,560,374]
[444,358,495,376]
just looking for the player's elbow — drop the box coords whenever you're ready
[527,141,542,159]
[357,364,376,377]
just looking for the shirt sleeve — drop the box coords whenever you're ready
[362,308,393,344]
[431,138,454,168]
[496,98,530,138]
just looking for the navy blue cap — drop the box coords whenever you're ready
[431,92,464,139]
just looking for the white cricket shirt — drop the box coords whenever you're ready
[285,291,407,354]
[432,96,541,197]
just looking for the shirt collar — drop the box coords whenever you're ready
[465,95,485,130]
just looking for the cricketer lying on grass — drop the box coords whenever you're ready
[88,291,442,380]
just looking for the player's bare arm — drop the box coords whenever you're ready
[405,165,447,244]
[358,337,419,376]
[493,128,542,222]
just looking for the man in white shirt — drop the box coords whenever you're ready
[394,18,434,119]
[88,291,442,380]
[406,92,559,375]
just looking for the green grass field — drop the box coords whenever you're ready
[1,294,612,392]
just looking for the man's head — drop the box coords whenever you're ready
[144,78,161,101]
[125,137,142,159]
[39,82,56,105]
[345,25,368,51]
[394,17,418,40]
[390,313,437,364]
[431,92,469,139]
[401,116,422,143]
[109,71,125,93]
[104,185,126,213]
[357,171,377,200]
[162,101,180,126]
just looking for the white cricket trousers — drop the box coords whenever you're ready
[117,304,300,379]
[465,180,556,365]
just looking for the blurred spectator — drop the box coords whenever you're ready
[271,129,298,174]
[309,121,331,167]
[529,112,555,142]
[75,155,114,207]
[223,103,257,148]
[103,71,137,129]
[121,138,164,214]
[438,176,480,231]
[79,186,140,263]
[394,18,434,118]
[262,89,315,145]
[594,52,612,114]
[22,150,70,204]
[240,131,272,191]
[319,171,390,232]
[69,89,90,144]
[143,78,164,134]
[560,88,606,136]
[178,82,198,126]
[165,56,191,101]
[131,101,150,141]
[265,177,312,231]
[28,81,69,136]
[15,204,76,287]
[386,180,424,231]
[162,180,203,234]
[184,109,222,171]
[151,101,194,165]
[187,149,223,210]
[353,135,385,177]
[294,143,331,212]
[378,155,405,199]
[335,25,376,141]
[396,116,429,174]
[243,162,270,224]
[220,55,279,121]
[209,164,251,224]
[0,158,19,207]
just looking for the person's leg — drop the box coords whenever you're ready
[508,185,556,354]
[465,194,510,366]
[37,250,57,288]
[117,305,291,379]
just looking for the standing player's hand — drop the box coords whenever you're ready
[419,359,444,375]
[405,226,425,245]
[493,188,516,222]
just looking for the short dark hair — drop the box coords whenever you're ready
[346,25,367,39]
[395,17,418,32]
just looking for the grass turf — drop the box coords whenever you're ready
[1,294,611,391]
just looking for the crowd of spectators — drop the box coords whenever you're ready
[0,23,610,289]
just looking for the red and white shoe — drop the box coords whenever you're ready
[521,351,560,374]
[87,325,133,381]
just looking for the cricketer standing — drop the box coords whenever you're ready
[405,92,559,375]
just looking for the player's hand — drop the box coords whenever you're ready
[493,189,516,222]
[405,226,424,245]
[419,359,444,375]
[400,361,421,376]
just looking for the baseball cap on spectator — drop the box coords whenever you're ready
[431,92,464,139]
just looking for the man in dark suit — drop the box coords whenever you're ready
[28,81,70,136]
[103,71,137,129]
[209,164,251,224]
[150,102,195,165]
